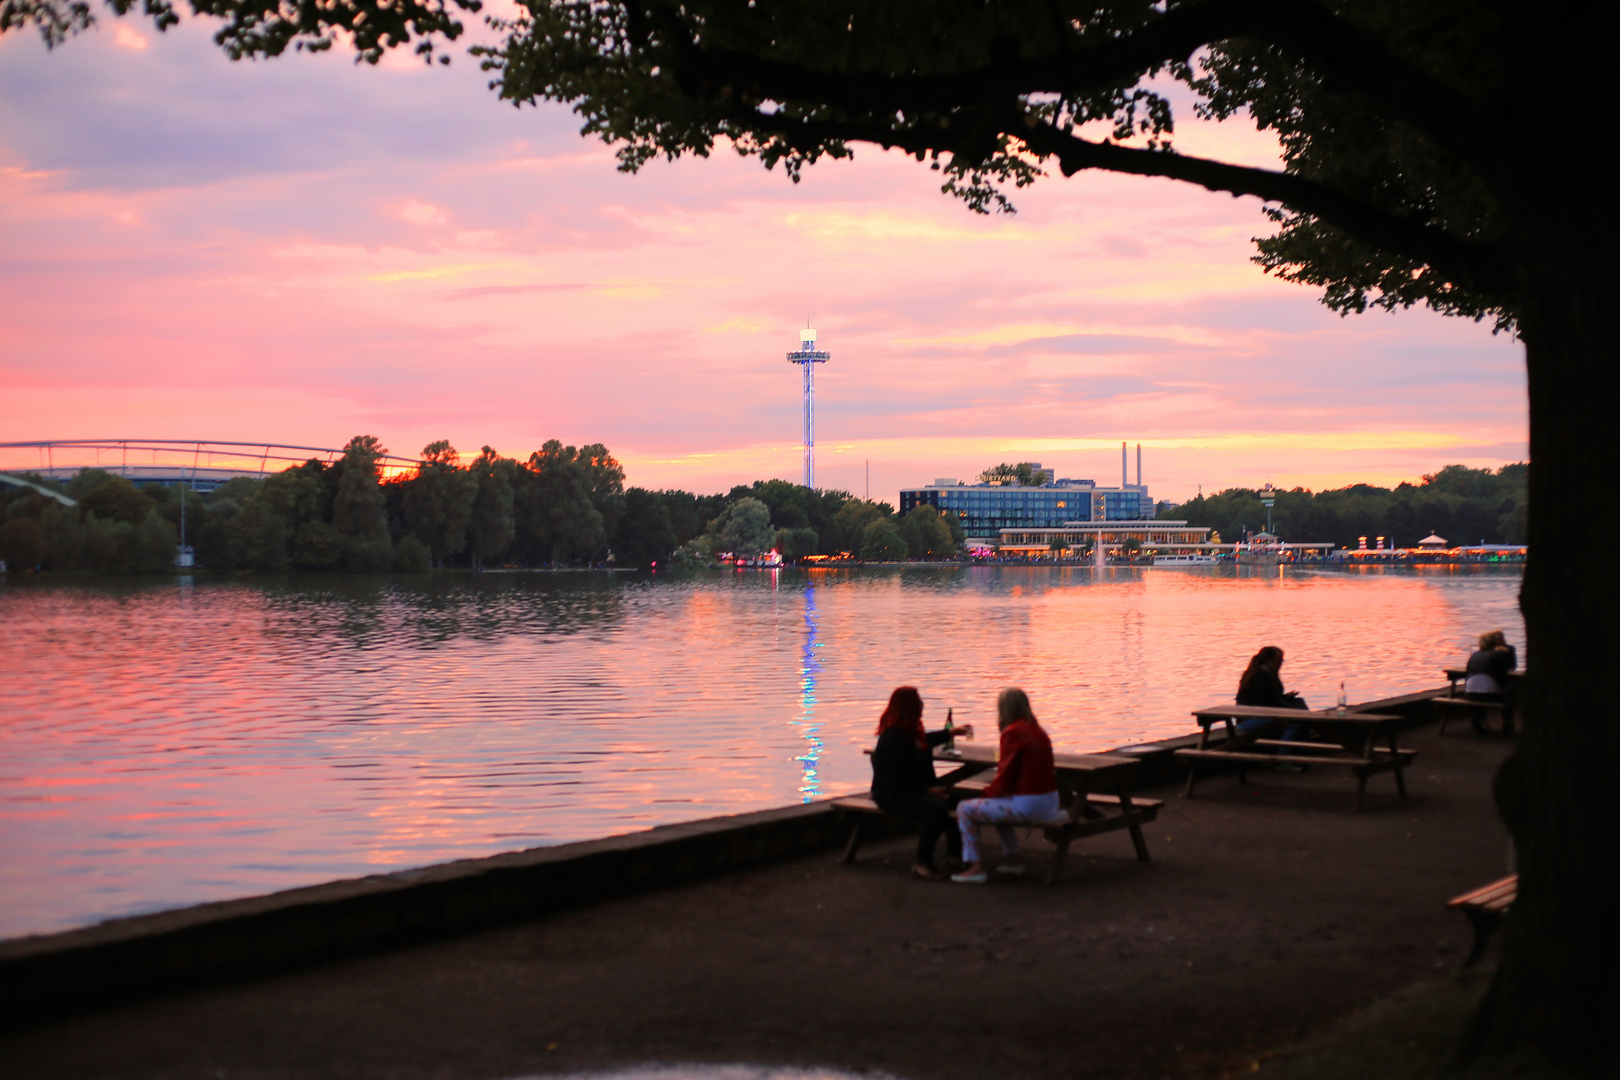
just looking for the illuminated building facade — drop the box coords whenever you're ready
[899,473,1153,540]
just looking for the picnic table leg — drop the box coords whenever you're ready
[1351,727,1380,810]
[1388,730,1409,798]
[841,817,864,863]
[1184,721,1213,797]
[1047,779,1091,884]
[1462,909,1502,967]
[1117,788,1151,863]
[1226,717,1251,786]
[1046,831,1072,885]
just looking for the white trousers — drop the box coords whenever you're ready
[956,792,1061,863]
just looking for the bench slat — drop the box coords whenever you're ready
[1448,875,1518,909]
[1082,793,1164,809]
[1175,748,1413,768]
[1249,739,1355,751]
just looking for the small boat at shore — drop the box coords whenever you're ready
[1153,553,1217,567]
[730,550,784,569]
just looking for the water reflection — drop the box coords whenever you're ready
[794,585,824,801]
[0,566,1523,939]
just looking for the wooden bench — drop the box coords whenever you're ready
[829,796,910,864]
[1448,875,1516,966]
[954,777,1163,884]
[1177,743,1417,805]
[1433,695,1510,735]
[1179,706,1414,810]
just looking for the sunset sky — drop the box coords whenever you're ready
[0,17,1527,504]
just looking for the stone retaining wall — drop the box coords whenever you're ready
[0,800,847,1024]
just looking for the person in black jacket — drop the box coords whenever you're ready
[870,686,973,880]
[1463,629,1518,734]
[1233,646,1309,764]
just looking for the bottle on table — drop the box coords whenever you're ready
[1337,682,1348,715]
[944,708,955,753]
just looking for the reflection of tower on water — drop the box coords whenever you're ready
[793,585,825,801]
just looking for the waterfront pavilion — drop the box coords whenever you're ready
[997,520,1210,557]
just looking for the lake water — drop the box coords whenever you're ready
[0,565,1523,939]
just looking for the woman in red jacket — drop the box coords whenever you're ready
[951,687,1059,884]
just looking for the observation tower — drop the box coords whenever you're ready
[786,327,830,489]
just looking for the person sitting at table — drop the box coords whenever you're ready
[951,687,1059,885]
[870,686,975,881]
[1463,629,1518,735]
[1233,646,1310,767]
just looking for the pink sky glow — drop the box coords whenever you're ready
[0,21,1527,504]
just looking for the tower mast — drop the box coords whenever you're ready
[786,327,830,489]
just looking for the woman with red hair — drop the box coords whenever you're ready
[870,686,974,880]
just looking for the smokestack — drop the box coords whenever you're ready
[1136,443,1142,487]
[1121,441,1127,488]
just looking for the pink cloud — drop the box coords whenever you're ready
[0,22,1525,503]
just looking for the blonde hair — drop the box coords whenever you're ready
[1478,629,1506,650]
[997,687,1036,729]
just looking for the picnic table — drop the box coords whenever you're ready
[1442,667,1524,696]
[830,741,1162,883]
[1175,704,1414,810]
[934,743,1160,883]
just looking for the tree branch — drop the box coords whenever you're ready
[1017,124,1514,300]
[676,0,1508,200]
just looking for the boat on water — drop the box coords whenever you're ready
[731,549,785,569]
[1153,553,1217,567]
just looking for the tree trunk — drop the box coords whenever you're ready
[1464,222,1620,1074]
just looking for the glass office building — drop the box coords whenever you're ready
[899,475,1154,540]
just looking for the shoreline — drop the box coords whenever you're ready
[0,688,1443,1025]
[1,688,1513,1080]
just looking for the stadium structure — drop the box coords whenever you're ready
[0,440,425,496]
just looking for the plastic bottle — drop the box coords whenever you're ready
[944,708,955,753]
[1337,682,1348,715]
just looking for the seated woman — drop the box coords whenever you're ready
[951,688,1058,885]
[1233,646,1310,766]
[1463,630,1518,734]
[870,686,974,880]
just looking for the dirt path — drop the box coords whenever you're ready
[2,723,1514,1080]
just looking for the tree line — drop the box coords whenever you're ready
[1169,464,1528,548]
[0,437,966,574]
